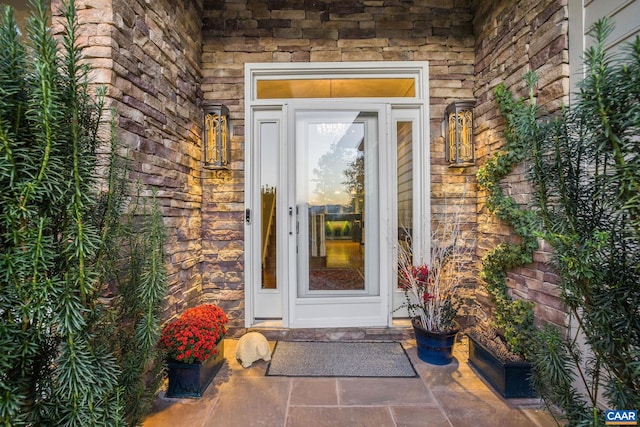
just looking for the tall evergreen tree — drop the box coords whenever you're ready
[0,1,167,425]
[494,18,640,426]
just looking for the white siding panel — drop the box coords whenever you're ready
[569,0,640,98]
[585,0,640,50]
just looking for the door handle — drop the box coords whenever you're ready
[289,206,293,235]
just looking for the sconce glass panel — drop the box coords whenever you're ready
[204,104,230,169]
[445,100,475,167]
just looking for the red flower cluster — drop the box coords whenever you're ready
[412,265,430,284]
[401,264,435,302]
[159,304,229,364]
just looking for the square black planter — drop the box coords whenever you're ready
[467,334,536,398]
[166,340,225,398]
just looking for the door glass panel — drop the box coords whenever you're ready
[257,78,415,99]
[260,122,278,289]
[296,111,378,295]
[397,121,413,289]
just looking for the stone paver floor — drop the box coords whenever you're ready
[143,337,559,427]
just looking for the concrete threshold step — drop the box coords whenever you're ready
[227,323,414,342]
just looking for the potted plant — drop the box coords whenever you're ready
[467,319,536,398]
[397,203,472,365]
[159,304,229,398]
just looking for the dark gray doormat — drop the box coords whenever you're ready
[266,341,417,377]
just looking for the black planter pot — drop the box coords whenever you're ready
[166,339,225,398]
[467,334,536,398]
[412,320,459,365]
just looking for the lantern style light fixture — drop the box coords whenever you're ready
[203,104,230,169]
[444,100,475,167]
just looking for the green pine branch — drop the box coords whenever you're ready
[0,1,168,425]
[511,17,640,425]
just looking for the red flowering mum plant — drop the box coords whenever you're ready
[159,304,229,364]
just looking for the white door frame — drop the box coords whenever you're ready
[244,62,430,328]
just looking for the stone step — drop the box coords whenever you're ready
[228,325,415,342]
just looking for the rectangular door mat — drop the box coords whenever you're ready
[266,341,417,377]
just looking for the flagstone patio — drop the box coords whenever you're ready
[143,336,559,427]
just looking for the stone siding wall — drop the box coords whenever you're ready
[472,0,569,328]
[201,0,478,327]
[51,0,570,329]
[53,0,206,321]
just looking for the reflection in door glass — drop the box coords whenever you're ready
[397,121,413,288]
[306,118,365,291]
[260,122,278,289]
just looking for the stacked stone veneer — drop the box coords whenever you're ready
[472,0,569,328]
[52,0,206,322]
[201,0,478,329]
[50,0,570,331]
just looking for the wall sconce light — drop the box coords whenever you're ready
[444,100,475,167]
[203,104,230,169]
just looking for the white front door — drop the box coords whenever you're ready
[248,103,392,327]
[288,105,390,327]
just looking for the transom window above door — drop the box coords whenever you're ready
[246,61,428,102]
[256,78,416,99]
